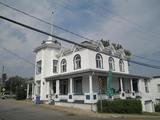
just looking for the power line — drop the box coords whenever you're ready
[1,15,160,69]
[1,1,160,62]
[132,54,160,63]
[0,45,34,66]
[92,3,160,39]
[0,1,93,41]
[50,1,160,39]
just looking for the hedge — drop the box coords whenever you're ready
[155,103,160,112]
[97,99,142,114]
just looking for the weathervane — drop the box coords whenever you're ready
[51,11,54,36]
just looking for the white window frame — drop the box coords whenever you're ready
[53,60,58,73]
[144,80,149,93]
[96,53,103,69]
[119,59,125,72]
[36,60,42,74]
[108,57,115,71]
[74,54,81,70]
[61,59,67,73]
[157,84,160,93]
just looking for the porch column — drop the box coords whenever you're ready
[56,80,60,94]
[89,75,93,94]
[120,78,124,92]
[55,80,60,101]
[69,78,73,94]
[130,78,133,92]
[50,81,53,95]
[27,83,29,99]
[32,83,34,97]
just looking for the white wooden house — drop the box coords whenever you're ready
[26,36,160,112]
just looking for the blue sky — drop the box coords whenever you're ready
[0,0,160,77]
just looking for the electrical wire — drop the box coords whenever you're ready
[0,45,34,66]
[1,15,160,69]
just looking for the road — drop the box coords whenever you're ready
[0,99,159,120]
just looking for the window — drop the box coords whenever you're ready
[119,59,125,72]
[74,77,82,94]
[36,81,41,96]
[74,54,81,70]
[108,57,115,71]
[158,84,160,93]
[132,79,139,92]
[144,80,149,93]
[53,60,58,73]
[61,59,67,72]
[96,54,103,68]
[36,60,42,74]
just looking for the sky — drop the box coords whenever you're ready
[0,0,160,77]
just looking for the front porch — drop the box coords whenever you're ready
[45,70,142,104]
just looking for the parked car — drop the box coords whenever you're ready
[1,92,16,99]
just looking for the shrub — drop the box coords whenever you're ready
[155,103,160,112]
[97,99,142,114]
[16,86,26,100]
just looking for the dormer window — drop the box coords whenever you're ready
[119,59,125,72]
[61,59,67,72]
[108,57,115,71]
[74,54,81,70]
[96,53,103,69]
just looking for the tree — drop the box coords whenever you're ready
[101,39,110,47]
[100,39,131,57]
[5,76,27,94]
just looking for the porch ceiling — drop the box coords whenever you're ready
[45,69,149,81]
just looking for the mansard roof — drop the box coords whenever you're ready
[58,40,129,60]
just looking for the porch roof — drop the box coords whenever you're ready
[45,69,149,81]
[26,79,34,83]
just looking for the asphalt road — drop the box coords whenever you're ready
[0,99,159,120]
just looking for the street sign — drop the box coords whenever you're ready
[2,88,6,92]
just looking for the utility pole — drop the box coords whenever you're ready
[2,65,7,86]
[2,65,4,85]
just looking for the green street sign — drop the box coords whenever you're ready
[2,88,6,92]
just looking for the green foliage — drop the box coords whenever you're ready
[97,99,142,114]
[124,49,132,56]
[15,85,26,100]
[5,76,27,94]
[100,39,131,57]
[112,43,123,50]
[155,103,160,112]
[101,39,110,47]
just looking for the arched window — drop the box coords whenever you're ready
[108,57,115,71]
[119,59,124,72]
[96,54,103,68]
[61,59,67,72]
[74,54,81,70]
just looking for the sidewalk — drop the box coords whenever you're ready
[19,99,160,119]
